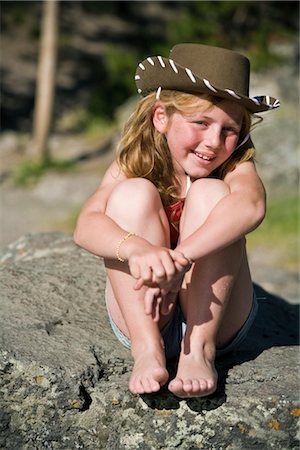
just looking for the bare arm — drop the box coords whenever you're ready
[74,160,191,322]
[73,160,133,258]
[74,160,190,275]
[176,161,266,262]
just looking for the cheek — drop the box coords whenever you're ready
[167,128,188,150]
[225,136,239,153]
[219,144,237,163]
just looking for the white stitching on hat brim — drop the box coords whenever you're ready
[135,57,280,112]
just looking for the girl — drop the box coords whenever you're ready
[74,44,280,398]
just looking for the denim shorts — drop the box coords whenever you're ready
[107,291,258,360]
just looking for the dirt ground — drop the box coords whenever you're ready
[0,132,109,246]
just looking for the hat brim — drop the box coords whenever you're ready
[135,56,280,113]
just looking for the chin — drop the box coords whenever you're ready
[189,167,213,179]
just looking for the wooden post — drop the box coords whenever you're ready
[32,0,59,162]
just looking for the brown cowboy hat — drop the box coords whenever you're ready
[135,43,280,113]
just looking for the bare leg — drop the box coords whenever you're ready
[168,179,253,398]
[104,178,171,394]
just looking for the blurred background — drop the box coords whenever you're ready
[0,1,299,301]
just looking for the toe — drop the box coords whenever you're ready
[149,379,161,393]
[168,378,181,394]
[129,379,138,395]
[142,377,155,394]
[199,378,208,393]
[206,378,217,395]
[169,378,189,398]
[191,379,201,394]
[133,377,145,395]
[183,379,194,394]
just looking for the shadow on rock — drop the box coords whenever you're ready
[141,283,299,412]
[141,385,226,413]
[219,283,299,367]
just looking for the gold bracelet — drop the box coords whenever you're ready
[116,232,137,262]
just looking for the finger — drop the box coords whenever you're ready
[139,265,153,284]
[144,289,154,315]
[153,296,162,322]
[159,252,176,281]
[134,278,158,290]
[144,287,160,315]
[151,263,167,283]
[174,260,189,273]
[161,292,177,315]
[161,301,174,315]
[170,250,192,267]
[128,260,141,280]
[172,256,192,273]
[133,278,144,290]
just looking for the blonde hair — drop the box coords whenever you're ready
[117,90,257,205]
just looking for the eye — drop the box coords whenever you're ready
[194,121,207,127]
[223,127,240,135]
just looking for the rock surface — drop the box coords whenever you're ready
[0,233,299,450]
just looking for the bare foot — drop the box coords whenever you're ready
[129,351,169,395]
[168,347,218,398]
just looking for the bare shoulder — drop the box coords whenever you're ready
[224,161,265,194]
[80,160,127,214]
[224,160,258,181]
[101,160,127,186]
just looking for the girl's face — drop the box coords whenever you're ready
[156,98,245,179]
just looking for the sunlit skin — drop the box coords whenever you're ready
[156,98,244,182]
[130,99,245,397]
[74,96,266,398]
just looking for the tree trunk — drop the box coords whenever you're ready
[32,0,59,162]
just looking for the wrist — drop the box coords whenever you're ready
[175,245,194,265]
[116,232,138,262]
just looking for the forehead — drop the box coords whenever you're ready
[182,96,245,123]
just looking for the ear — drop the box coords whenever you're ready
[152,102,168,133]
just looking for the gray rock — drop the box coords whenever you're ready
[0,233,299,450]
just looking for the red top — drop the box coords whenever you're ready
[164,200,184,248]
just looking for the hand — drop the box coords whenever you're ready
[135,250,192,323]
[125,237,189,287]
[134,249,192,292]
[143,287,178,322]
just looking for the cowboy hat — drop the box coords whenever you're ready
[135,43,280,113]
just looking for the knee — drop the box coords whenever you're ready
[184,178,230,218]
[188,178,229,204]
[190,178,229,195]
[106,178,162,216]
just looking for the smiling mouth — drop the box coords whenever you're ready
[193,151,215,161]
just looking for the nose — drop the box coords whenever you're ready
[203,126,222,149]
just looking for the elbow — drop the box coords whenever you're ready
[251,200,266,230]
[259,202,266,224]
[73,219,85,248]
[73,228,81,248]
[257,193,267,224]
[73,228,80,247]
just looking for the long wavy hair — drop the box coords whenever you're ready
[117,90,259,205]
